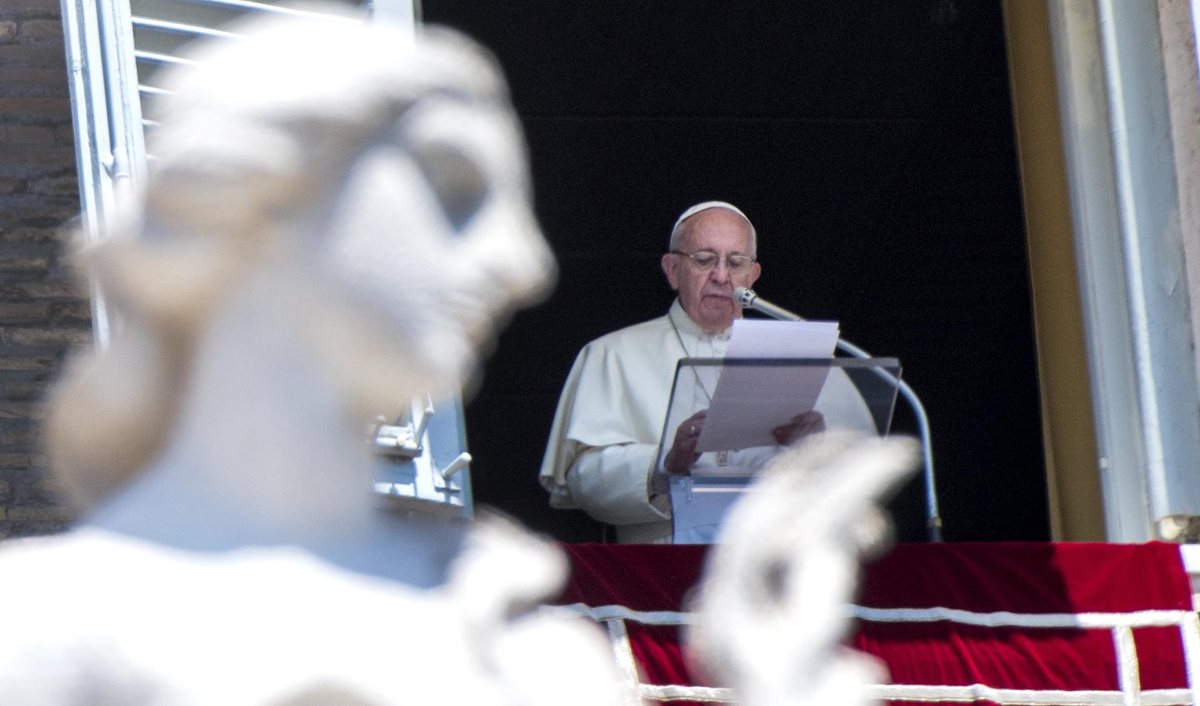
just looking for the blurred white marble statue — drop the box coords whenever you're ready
[0,9,625,705]
[687,431,919,706]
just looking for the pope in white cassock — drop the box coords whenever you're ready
[540,201,875,543]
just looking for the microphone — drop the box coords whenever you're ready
[735,287,801,322]
[733,286,943,541]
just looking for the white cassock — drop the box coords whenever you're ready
[539,300,876,544]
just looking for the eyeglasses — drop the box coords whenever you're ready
[671,250,756,275]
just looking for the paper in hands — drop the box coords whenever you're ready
[695,319,839,452]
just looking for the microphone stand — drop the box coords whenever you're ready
[736,288,943,542]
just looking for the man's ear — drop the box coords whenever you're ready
[746,261,762,288]
[661,253,680,290]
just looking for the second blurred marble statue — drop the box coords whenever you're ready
[687,431,919,706]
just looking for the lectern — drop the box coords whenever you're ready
[654,357,902,543]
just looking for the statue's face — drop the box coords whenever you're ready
[315,75,556,395]
[133,22,553,404]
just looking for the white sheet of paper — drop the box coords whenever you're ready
[697,319,840,452]
[724,318,840,359]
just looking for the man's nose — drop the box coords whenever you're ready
[709,258,733,283]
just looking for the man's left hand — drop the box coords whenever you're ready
[771,410,826,446]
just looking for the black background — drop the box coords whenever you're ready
[421,0,1049,543]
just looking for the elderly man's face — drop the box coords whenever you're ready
[661,209,761,333]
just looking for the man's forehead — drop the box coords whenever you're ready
[682,211,754,250]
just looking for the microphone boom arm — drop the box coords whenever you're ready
[735,287,943,541]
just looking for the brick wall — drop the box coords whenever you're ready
[0,0,86,536]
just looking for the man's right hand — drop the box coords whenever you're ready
[663,409,707,474]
